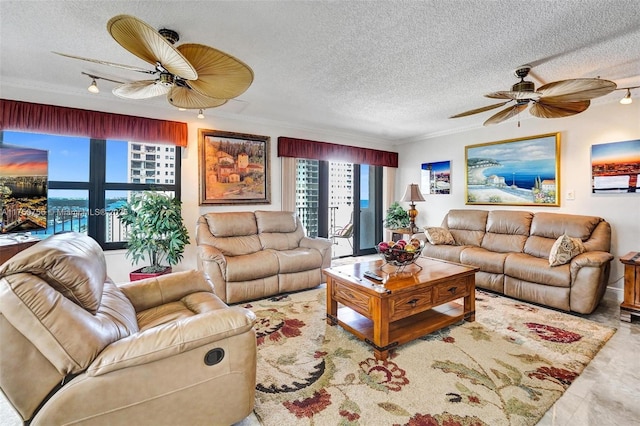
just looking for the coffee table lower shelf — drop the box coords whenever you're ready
[328,301,467,356]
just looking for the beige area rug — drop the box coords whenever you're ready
[243,288,615,426]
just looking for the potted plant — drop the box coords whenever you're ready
[383,201,410,230]
[117,191,190,281]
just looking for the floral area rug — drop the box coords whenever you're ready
[243,287,615,426]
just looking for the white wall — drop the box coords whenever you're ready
[106,115,395,282]
[394,101,640,290]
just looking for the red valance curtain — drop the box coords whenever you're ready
[0,99,188,146]
[278,137,398,168]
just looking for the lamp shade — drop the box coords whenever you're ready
[401,184,425,203]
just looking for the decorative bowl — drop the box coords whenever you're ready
[376,239,423,267]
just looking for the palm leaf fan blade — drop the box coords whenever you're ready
[107,14,197,80]
[485,91,541,100]
[113,80,170,99]
[168,85,228,109]
[537,79,617,101]
[530,100,590,118]
[449,101,511,118]
[52,51,155,74]
[177,43,254,99]
[483,103,528,126]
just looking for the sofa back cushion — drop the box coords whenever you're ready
[0,232,106,314]
[197,212,262,256]
[203,212,258,237]
[255,210,297,233]
[530,212,602,241]
[525,212,607,259]
[443,209,488,246]
[481,210,532,253]
[0,233,138,378]
[256,211,305,250]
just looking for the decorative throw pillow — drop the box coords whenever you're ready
[424,227,455,245]
[549,234,585,266]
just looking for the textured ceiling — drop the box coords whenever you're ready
[1,0,639,144]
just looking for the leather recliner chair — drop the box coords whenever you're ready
[0,232,257,425]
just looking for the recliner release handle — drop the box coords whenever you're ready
[204,348,225,366]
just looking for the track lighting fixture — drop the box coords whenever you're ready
[81,72,124,95]
[87,79,99,94]
[617,86,639,105]
[620,88,632,105]
[197,109,205,119]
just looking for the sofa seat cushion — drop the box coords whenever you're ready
[421,244,467,263]
[275,248,323,273]
[504,253,570,288]
[460,247,508,274]
[226,251,279,282]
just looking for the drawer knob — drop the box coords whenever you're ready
[448,286,458,294]
[407,298,419,307]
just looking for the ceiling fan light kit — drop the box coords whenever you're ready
[55,14,254,115]
[450,65,623,126]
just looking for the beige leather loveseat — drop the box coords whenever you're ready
[0,232,257,425]
[196,210,332,304]
[420,209,613,314]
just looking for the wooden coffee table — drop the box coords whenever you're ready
[323,256,478,360]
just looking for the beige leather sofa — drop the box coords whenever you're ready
[420,209,613,314]
[0,232,257,426]
[196,210,332,304]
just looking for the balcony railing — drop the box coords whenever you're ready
[32,209,128,243]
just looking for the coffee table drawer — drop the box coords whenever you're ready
[389,289,433,321]
[433,278,469,304]
[333,285,372,317]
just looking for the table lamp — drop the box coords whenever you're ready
[401,183,426,233]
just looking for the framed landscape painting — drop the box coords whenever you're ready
[421,161,451,194]
[198,129,271,205]
[465,133,560,206]
[591,139,640,193]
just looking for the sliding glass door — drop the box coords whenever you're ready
[295,159,382,258]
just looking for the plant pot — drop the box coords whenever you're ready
[129,266,172,282]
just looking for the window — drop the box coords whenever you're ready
[2,131,181,250]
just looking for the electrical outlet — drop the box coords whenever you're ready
[567,190,575,200]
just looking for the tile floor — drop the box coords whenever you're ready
[1,277,638,426]
[536,288,640,426]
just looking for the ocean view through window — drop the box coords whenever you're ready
[1,131,181,249]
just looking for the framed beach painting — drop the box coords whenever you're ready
[198,129,271,205]
[421,161,451,194]
[465,133,560,206]
[591,139,640,193]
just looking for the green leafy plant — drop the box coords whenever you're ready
[383,201,410,230]
[117,191,190,273]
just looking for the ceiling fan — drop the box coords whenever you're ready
[54,14,254,110]
[449,65,617,126]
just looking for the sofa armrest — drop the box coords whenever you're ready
[300,236,332,268]
[198,244,226,263]
[570,251,614,269]
[119,270,215,312]
[87,306,256,376]
[570,251,614,285]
